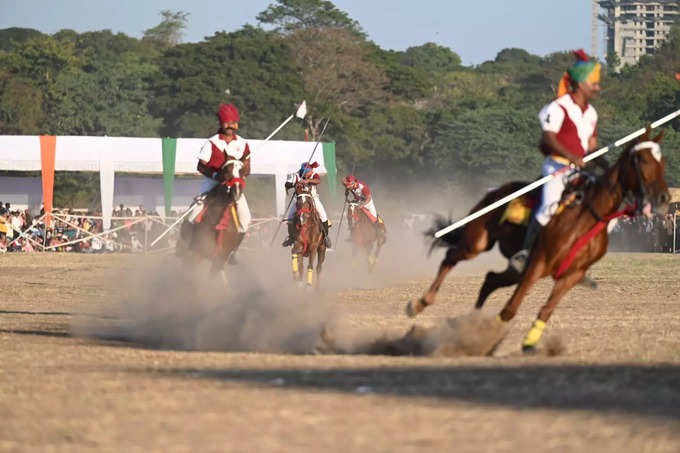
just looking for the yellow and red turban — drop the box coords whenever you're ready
[557,49,601,97]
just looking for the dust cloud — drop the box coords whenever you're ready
[73,179,513,356]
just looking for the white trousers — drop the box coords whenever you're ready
[535,157,569,227]
[287,195,328,223]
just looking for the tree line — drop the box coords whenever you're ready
[1,0,679,208]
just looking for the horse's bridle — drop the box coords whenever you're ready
[620,141,661,215]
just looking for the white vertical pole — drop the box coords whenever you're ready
[274,173,287,216]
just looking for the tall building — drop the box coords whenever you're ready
[598,0,679,70]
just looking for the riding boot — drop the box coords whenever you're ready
[228,232,246,265]
[323,220,332,248]
[282,221,297,247]
[509,217,544,274]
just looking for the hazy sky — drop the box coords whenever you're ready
[0,0,599,65]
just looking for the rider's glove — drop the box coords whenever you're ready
[212,172,225,182]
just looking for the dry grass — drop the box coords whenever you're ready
[1,252,679,452]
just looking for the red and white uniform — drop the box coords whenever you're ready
[285,172,328,223]
[346,180,378,221]
[193,133,251,232]
[535,94,598,226]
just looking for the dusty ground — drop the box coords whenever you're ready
[1,251,679,452]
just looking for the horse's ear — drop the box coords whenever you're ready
[640,125,652,142]
[653,128,665,143]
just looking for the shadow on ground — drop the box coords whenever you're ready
[145,365,680,419]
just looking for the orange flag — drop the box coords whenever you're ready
[39,135,56,227]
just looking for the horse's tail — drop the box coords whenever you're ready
[424,214,462,256]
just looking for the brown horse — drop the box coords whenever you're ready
[347,202,386,271]
[177,159,247,280]
[291,181,326,287]
[408,129,670,352]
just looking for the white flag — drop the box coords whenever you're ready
[295,100,307,119]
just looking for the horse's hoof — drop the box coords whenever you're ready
[405,300,421,318]
[522,345,538,355]
[579,275,598,289]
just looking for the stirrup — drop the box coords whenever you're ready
[509,249,529,273]
[282,237,295,247]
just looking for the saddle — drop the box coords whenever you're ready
[499,193,538,226]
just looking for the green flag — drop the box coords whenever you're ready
[161,138,177,215]
[322,142,337,195]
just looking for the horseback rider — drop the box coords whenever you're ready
[343,175,381,228]
[282,162,332,248]
[510,49,600,273]
[182,103,252,259]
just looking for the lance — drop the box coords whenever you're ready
[434,107,680,239]
[150,101,308,248]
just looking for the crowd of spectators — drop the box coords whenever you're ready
[3,199,678,254]
[0,202,175,253]
[609,213,679,253]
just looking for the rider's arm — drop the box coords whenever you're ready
[197,160,223,181]
[540,132,586,167]
[588,135,597,153]
[240,143,251,178]
[303,174,321,185]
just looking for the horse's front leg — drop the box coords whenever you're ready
[306,245,316,287]
[521,268,585,353]
[291,252,301,281]
[498,246,550,323]
[316,245,325,290]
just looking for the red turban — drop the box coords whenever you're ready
[217,104,239,123]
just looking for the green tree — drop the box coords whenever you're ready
[151,26,305,139]
[257,0,363,36]
[401,42,461,72]
[287,27,389,139]
[143,10,189,48]
[0,27,44,51]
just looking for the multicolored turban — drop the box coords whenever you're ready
[557,49,601,97]
[343,175,357,187]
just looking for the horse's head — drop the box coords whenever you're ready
[619,127,670,216]
[220,159,245,200]
[294,181,314,224]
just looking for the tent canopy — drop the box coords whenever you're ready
[0,135,337,227]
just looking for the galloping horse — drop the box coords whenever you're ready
[177,158,247,279]
[347,202,386,271]
[408,129,670,351]
[291,181,327,287]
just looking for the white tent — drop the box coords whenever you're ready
[0,135,336,228]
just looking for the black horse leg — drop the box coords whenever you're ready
[475,267,522,309]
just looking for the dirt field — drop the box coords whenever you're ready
[1,251,679,452]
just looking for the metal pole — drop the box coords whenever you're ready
[434,107,680,238]
[269,193,295,246]
[674,213,677,254]
[149,206,193,248]
[334,200,347,247]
